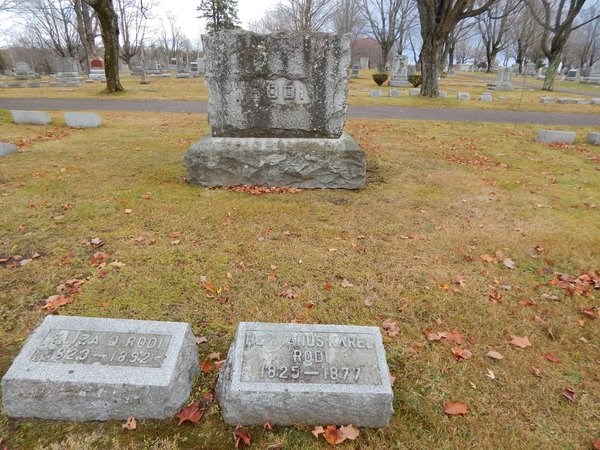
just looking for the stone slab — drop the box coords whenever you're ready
[591,98,600,105]
[480,93,492,102]
[216,322,394,427]
[389,89,401,97]
[408,88,420,96]
[438,91,448,98]
[64,111,102,128]
[557,98,578,104]
[370,89,382,97]
[185,132,366,189]
[1,315,199,420]
[0,142,18,157]
[587,132,600,145]
[536,129,576,144]
[540,96,557,104]
[203,30,351,139]
[11,110,52,125]
[457,92,470,100]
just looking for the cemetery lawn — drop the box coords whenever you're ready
[1,110,599,449]
[1,71,599,114]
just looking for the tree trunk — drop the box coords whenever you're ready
[542,50,561,91]
[85,0,124,93]
[420,35,443,96]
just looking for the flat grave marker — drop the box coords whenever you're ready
[1,315,199,421]
[216,322,394,428]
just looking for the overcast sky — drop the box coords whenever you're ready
[156,0,279,39]
[0,0,279,47]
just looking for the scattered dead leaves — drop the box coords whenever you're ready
[312,424,360,446]
[451,347,472,361]
[221,185,302,196]
[548,270,600,296]
[561,388,576,402]
[382,319,400,338]
[41,295,72,312]
[176,400,203,425]
[486,350,504,360]
[543,353,559,363]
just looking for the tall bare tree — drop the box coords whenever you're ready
[526,0,600,90]
[361,0,417,72]
[275,0,338,31]
[73,0,97,73]
[116,0,154,65]
[156,12,186,59]
[15,0,81,57]
[477,0,520,71]
[564,6,600,69]
[331,0,366,38]
[417,0,497,97]
[85,0,124,93]
[507,4,543,73]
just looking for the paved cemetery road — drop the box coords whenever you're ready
[1,98,598,126]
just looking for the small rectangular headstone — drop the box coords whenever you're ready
[557,98,578,104]
[0,142,18,157]
[480,93,492,102]
[11,110,52,125]
[457,92,470,100]
[389,89,401,97]
[370,89,382,97]
[216,322,394,427]
[592,98,600,105]
[540,97,557,104]
[64,111,102,128]
[587,132,600,145]
[536,129,576,144]
[408,88,420,96]
[1,315,199,421]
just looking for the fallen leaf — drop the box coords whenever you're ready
[480,254,498,263]
[267,274,278,282]
[109,261,126,268]
[90,237,103,248]
[561,388,576,402]
[196,336,208,345]
[41,294,71,312]
[122,415,137,430]
[124,208,132,214]
[19,258,33,266]
[90,251,109,266]
[592,438,600,450]
[324,424,344,445]
[446,331,465,345]
[486,350,504,360]
[208,352,221,361]
[364,296,374,306]
[311,425,325,438]
[202,282,216,293]
[581,308,597,319]
[200,356,213,373]
[451,347,472,361]
[176,400,203,425]
[509,335,532,349]
[531,367,543,377]
[382,319,400,338]
[423,328,446,341]
[543,353,559,363]
[443,402,468,415]
[279,288,296,299]
[502,258,515,269]
[233,424,251,448]
[263,422,273,431]
[486,369,496,380]
[340,279,353,288]
[339,424,360,440]
[323,281,333,291]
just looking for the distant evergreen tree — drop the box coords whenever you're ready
[197,0,240,32]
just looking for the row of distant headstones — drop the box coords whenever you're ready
[369,89,600,105]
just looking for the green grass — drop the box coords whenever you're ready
[0,112,599,449]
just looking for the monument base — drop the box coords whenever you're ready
[389,80,410,87]
[185,132,366,189]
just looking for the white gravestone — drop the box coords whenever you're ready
[216,322,394,428]
[1,316,199,421]
[389,54,409,87]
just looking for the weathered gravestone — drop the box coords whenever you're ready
[14,62,35,80]
[1,315,199,420]
[51,57,82,87]
[0,142,18,157]
[587,132,600,145]
[536,129,576,144]
[389,54,409,87]
[581,62,600,85]
[216,322,394,427]
[64,112,102,128]
[351,64,360,78]
[88,57,106,81]
[565,68,578,81]
[185,31,366,189]
[494,67,513,91]
[11,110,52,125]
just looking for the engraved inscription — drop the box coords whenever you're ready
[264,78,311,105]
[240,331,381,385]
[30,329,171,368]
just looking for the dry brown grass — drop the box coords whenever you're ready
[0,111,598,449]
